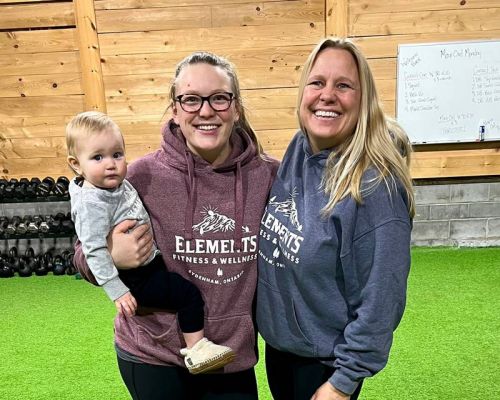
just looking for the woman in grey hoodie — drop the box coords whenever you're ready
[74,52,278,399]
[256,38,415,400]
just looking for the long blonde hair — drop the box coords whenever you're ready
[168,51,264,156]
[297,38,415,217]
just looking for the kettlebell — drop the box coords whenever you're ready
[0,256,14,278]
[62,250,77,275]
[34,256,48,276]
[43,249,54,273]
[17,256,33,277]
[9,247,19,273]
[52,254,66,275]
[25,247,38,271]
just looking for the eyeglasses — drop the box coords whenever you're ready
[175,92,235,113]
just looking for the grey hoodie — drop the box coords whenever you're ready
[256,131,412,394]
[69,179,158,301]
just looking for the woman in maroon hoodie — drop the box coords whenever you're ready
[73,52,278,399]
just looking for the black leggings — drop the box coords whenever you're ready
[117,356,258,400]
[265,344,363,400]
[119,256,204,333]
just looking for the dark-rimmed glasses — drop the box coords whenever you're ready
[175,92,235,113]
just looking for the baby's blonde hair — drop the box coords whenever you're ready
[66,111,121,158]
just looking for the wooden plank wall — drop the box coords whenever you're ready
[0,0,84,178]
[0,0,498,180]
[328,0,500,178]
[93,0,324,162]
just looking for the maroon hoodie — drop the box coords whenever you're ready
[74,119,278,372]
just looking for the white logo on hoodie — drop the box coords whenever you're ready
[172,207,257,285]
[268,188,302,232]
[259,188,304,266]
[193,207,250,235]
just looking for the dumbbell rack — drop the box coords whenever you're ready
[0,177,76,278]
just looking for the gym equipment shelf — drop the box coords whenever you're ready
[0,232,75,240]
[0,195,70,204]
[0,176,76,278]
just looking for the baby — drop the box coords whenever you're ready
[66,111,234,374]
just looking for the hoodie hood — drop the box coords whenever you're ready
[160,119,257,171]
[160,119,257,248]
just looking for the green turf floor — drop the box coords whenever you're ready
[1,247,499,399]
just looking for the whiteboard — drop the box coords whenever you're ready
[396,40,500,144]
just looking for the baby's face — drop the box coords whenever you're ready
[71,127,127,189]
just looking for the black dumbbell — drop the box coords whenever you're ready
[53,176,70,197]
[4,178,19,199]
[5,216,21,235]
[0,178,8,198]
[52,212,72,234]
[0,217,9,236]
[26,177,41,198]
[14,178,30,199]
[16,216,31,235]
[39,216,51,234]
[27,215,41,234]
[36,176,55,197]
[47,214,62,233]
[60,214,74,234]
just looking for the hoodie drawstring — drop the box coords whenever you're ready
[184,151,197,241]
[234,161,243,251]
[183,150,245,251]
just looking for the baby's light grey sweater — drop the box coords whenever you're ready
[69,179,158,301]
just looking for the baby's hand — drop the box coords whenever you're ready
[115,292,137,316]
